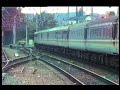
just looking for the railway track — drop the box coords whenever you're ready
[2,47,32,72]
[38,53,118,85]
[39,49,119,74]
[25,47,119,85]
[3,46,118,85]
[22,47,119,85]
[2,49,9,70]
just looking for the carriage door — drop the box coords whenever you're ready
[116,21,119,54]
[62,31,69,48]
[84,27,87,50]
[113,20,119,54]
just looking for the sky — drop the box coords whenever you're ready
[21,6,119,15]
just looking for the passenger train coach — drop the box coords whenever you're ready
[34,16,119,69]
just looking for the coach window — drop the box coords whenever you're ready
[57,32,61,39]
[100,27,103,38]
[34,34,37,37]
[93,28,96,39]
[97,27,100,38]
[92,28,94,39]
[69,31,72,39]
[94,28,97,38]
[112,23,117,39]
[105,25,111,39]
[55,32,58,39]
[102,27,105,38]
[41,33,43,39]
[117,22,119,39]
[77,30,79,39]
[50,32,53,39]
[91,28,93,39]
[39,34,41,40]
[74,31,76,39]
[87,28,90,39]
[105,26,108,38]
[78,30,80,39]
[63,31,68,40]
[97,27,100,39]
[89,28,91,39]
[77,30,80,39]
[109,25,112,39]
[72,31,74,39]
[47,33,49,40]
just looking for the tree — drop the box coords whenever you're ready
[108,11,115,16]
[16,11,58,41]
[37,11,58,30]
[78,8,84,17]
[2,7,24,45]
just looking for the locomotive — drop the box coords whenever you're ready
[34,16,119,69]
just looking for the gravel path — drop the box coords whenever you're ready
[3,47,26,60]
[3,60,74,85]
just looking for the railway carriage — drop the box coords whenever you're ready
[34,25,70,51]
[86,16,119,55]
[34,16,119,69]
[68,22,88,50]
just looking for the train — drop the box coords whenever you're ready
[34,16,119,69]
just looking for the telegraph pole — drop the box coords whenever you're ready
[40,7,41,30]
[91,7,93,21]
[117,7,119,16]
[81,7,83,17]
[40,7,42,30]
[76,6,78,23]
[36,13,38,32]
[26,24,28,45]
[13,16,16,45]
[68,6,69,25]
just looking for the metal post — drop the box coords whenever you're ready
[26,24,28,45]
[68,6,69,25]
[117,7,119,16]
[13,16,16,45]
[40,7,41,30]
[91,7,93,21]
[76,6,78,23]
[2,30,4,46]
[81,7,83,17]
[36,14,38,32]
[40,7,42,30]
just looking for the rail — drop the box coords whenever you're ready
[38,53,118,85]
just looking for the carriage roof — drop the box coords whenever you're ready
[87,16,119,27]
[69,22,89,30]
[34,25,70,34]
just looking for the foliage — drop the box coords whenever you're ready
[2,7,58,43]
[37,11,58,30]
[19,12,58,40]
[108,11,115,16]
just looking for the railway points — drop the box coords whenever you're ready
[3,47,27,60]
[3,59,74,85]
